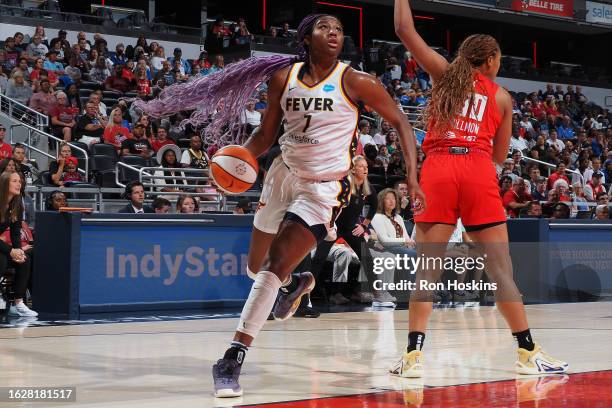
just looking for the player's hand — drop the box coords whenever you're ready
[408,180,426,216]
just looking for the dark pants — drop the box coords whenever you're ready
[0,252,31,299]
[311,230,374,293]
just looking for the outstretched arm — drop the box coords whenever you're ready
[243,66,290,158]
[394,0,448,82]
[345,69,426,214]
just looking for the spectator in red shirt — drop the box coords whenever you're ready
[30,60,58,88]
[103,108,132,151]
[28,79,57,115]
[150,127,175,152]
[105,65,133,94]
[552,179,571,201]
[585,173,605,201]
[503,177,533,218]
[546,163,570,190]
[0,125,12,159]
[135,66,152,98]
[50,91,78,142]
[60,156,83,184]
[403,51,418,80]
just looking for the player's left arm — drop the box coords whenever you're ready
[492,87,513,166]
[344,69,426,214]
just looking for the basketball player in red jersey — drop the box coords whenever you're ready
[391,0,568,376]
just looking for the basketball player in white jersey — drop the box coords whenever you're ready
[212,14,426,397]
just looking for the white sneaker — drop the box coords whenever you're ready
[516,343,568,375]
[9,302,38,317]
[389,350,424,378]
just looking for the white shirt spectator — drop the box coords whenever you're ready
[151,56,165,72]
[584,168,606,184]
[359,133,376,149]
[239,109,261,127]
[546,138,565,151]
[519,119,534,135]
[371,213,410,247]
[26,43,48,59]
[510,136,528,153]
[389,65,402,81]
[372,132,386,146]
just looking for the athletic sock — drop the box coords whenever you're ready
[280,273,299,294]
[407,331,425,352]
[512,329,535,351]
[224,341,248,364]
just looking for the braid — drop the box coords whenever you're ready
[425,34,500,137]
[134,14,328,147]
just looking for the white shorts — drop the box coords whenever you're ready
[253,157,351,240]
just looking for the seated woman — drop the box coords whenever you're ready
[0,172,37,317]
[103,108,132,151]
[176,195,199,214]
[153,145,186,200]
[370,188,417,307]
[50,91,78,142]
[49,143,72,186]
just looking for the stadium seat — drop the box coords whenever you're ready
[118,155,148,183]
[92,155,116,172]
[368,174,386,186]
[69,141,90,155]
[37,171,53,186]
[79,81,100,90]
[91,144,118,161]
[103,90,123,98]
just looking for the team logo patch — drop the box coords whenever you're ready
[235,163,247,175]
[323,84,335,92]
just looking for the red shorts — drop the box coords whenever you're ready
[414,153,506,227]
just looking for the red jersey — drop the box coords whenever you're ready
[422,72,501,156]
[0,143,12,159]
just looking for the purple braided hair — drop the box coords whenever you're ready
[134,14,326,146]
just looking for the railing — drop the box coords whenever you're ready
[401,105,425,126]
[139,166,225,210]
[0,93,49,129]
[9,121,89,178]
[519,153,584,186]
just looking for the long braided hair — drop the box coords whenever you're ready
[134,14,327,146]
[425,34,500,136]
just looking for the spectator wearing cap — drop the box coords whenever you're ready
[0,37,19,72]
[154,144,186,200]
[519,113,535,136]
[549,202,570,219]
[152,197,171,214]
[0,126,11,160]
[547,163,570,190]
[28,79,57,116]
[121,123,152,158]
[58,156,83,185]
[118,181,154,214]
[105,65,133,93]
[111,43,127,66]
[503,177,532,218]
[104,108,132,151]
[167,47,191,75]
[5,71,32,105]
[233,198,253,214]
[43,51,64,75]
[26,35,48,61]
[151,127,175,153]
[50,91,78,141]
[594,205,609,220]
[239,99,262,134]
[585,173,605,201]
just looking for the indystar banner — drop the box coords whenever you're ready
[511,0,574,17]
[586,1,612,24]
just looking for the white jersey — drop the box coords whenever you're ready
[279,61,359,181]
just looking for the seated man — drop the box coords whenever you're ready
[117,181,154,214]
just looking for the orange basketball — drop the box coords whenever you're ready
[210,145,259,194]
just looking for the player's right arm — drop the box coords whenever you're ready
[243,66,291,158]
[394,0,448,82]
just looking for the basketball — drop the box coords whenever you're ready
[210,145,259,194]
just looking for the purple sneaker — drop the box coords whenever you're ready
[212,357,243,398]
[272,272,316,321]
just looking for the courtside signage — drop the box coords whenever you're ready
[511,0,574,17]
[586,1,612,24]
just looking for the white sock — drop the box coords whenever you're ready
[237,271,282,338]
[246,265,257,280]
